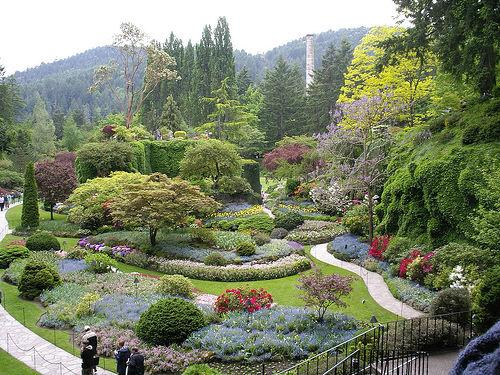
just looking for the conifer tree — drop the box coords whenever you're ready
[236,67,252,97]
[212,17,236,92]
[62,116,83,151]
[260,57,306,146]
[180,41,198,126]
[160,95,185,132]
[51,107,65,140]
[195,25,214,124]
[31,94,56,159]
[307,40,353,133]
[21,162,40,229]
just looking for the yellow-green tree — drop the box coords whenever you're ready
[339,26,436,126]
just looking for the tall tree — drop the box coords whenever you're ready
[180,40,198,126]
[51,106,65,140]
[0,65,23,126]
[31,94,56,159]
[391,0,499,96]
[62,116,83,151]
[212,17,236,92]
[306,40,353,133]
[21,162,39,229]
[236,67,252,97]
[195,25,214,124]
[160,95,185,132]
[260,57,306,146]
[91,22,177,128]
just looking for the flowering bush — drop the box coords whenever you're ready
[57,259,88,274]
[215,288,273,314]
[286,221,346,245]
[310,183,350,214]
[368,235,391,260]
[84,253,118,274]
[78,237,137,257]
[263,144,311,172]
[399,249,434,283]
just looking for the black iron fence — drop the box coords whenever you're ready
[274,311,474,375]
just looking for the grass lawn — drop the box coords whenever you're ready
[0,349,39,375]
[5,205,68,230]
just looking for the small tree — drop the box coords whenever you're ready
[21,162,39,229]
[180,139,242,188]
[297,269,352,321]
[35,158,78,220]
[160,95,185,132]
[110,173,219,245]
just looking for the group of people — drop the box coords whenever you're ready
[80,326,144,375]
[0,192,21,211]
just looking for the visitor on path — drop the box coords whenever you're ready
[0,196,4,211]
[126,347,145,375]
[4,195,9,209]
[82,325,98,373]
[81,340,95,375]
[114,340,131,375]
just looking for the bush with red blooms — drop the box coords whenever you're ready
[368,235,391,259]
[399,249,434,283]
[102,125,116,138]
[214,288,273,314]
[263,144,311,172]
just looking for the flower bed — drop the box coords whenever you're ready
[383,273,436,313]
[286,221,346,245]
[184,307,358,362]
[328,234,369,262]
[148,254,311,282]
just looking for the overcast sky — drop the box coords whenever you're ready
[0,0,400,75]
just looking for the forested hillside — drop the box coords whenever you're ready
[12,27,367,120]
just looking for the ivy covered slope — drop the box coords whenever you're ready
[377,98,500,248]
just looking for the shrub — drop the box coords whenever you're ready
[285,178,300,196]
[136,298,205,346]
[242,159,261,194]
[270,227,288,239]
[174,130,187,139]
[236,241,256,256]
[26,231,61,252]
[343,204,370,236]
[21,162,39,229]
[214,288,273,314]
[252,232,270,246]
[204,253,227,266]
[384,236,412,263]
[75,293,100,318]
[399,249,434,282]
[66,248,89,260]
[473,265,500,332]
[190,228,216,247]
[430,288,470,322]
[217,176,252,195]
[237,214,274,233]
[368,235,390,259]
[0,245,29,268]
[431,243,494,273]
[286,221,346,245]
[157,275,194,298]
[18,261,61,299]
[182,364,221,375]
[275,212,304,230]
[84,253,118,273]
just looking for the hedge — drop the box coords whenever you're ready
[242,159,261,194]
[144,139,194,177]
[21,162,39,229]
[130,141,146,174]
[140,255,311,282]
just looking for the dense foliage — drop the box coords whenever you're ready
[20,162,39,229]
[18,261,61,299]
[26,231,61,252]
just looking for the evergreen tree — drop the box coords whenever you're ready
[195,25,214,124]
[180,41,198,126]
[212,17,236,92]
[160,95,185,132]
[21,162,39,229]
[261,57,306,146]
[62,116,83,151]
[306,40,353,133]
[236,67,252,97]
[51,106,65,140]
[31,94,56,159]
[8,127,34,173]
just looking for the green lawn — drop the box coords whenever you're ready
[0,349,39,375]
[6,205,68,230]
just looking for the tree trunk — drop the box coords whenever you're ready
[367,188,374,242]
[149,228,157,246]
[50,204,54,220]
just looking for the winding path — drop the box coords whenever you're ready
[310,243,423,319]
[0,204,114,375]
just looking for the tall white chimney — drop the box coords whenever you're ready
[305,34,314,88]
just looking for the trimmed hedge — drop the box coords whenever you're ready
[242,159,261,194]
[143,139,194,177]
[26,231,61,252]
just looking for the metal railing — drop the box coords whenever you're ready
[274,311,474,375]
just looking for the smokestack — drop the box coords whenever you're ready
[305,34,314,89]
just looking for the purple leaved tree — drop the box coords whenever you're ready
[316,94,403,241]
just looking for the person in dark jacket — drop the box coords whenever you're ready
[114,340,131,375]
[82,325,98,373]
[81,340,94,375]
[127,347,145,375]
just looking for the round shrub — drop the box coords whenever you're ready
[157,274,194,298]
[430,288,471,323]
[182,364,221,375]
[343,205,370,237]
[275,212,304,231]
[26,231,61,252]
[236,241,256,256]
[384,236,412,263]
[0,245,29,268]
[204,253,227,266]
[473,265,500,332]
[75,293,100,318]
[190,228,216,247]
[84,253,118,274]
[136,298,205,345]
[18,261,61,300]
[174,130,187,139]
[252,231,270,246]
[66,248,89,260]
[270,227,289,239]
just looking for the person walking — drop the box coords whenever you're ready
[114,340,130,375]
[82,326,98,373]
[0,195,4,211]
[4,194,9,209]
[126,347,145,375]
[81,340,94,375]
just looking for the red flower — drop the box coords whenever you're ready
[214,288,273,314]
[368,235,391,260]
